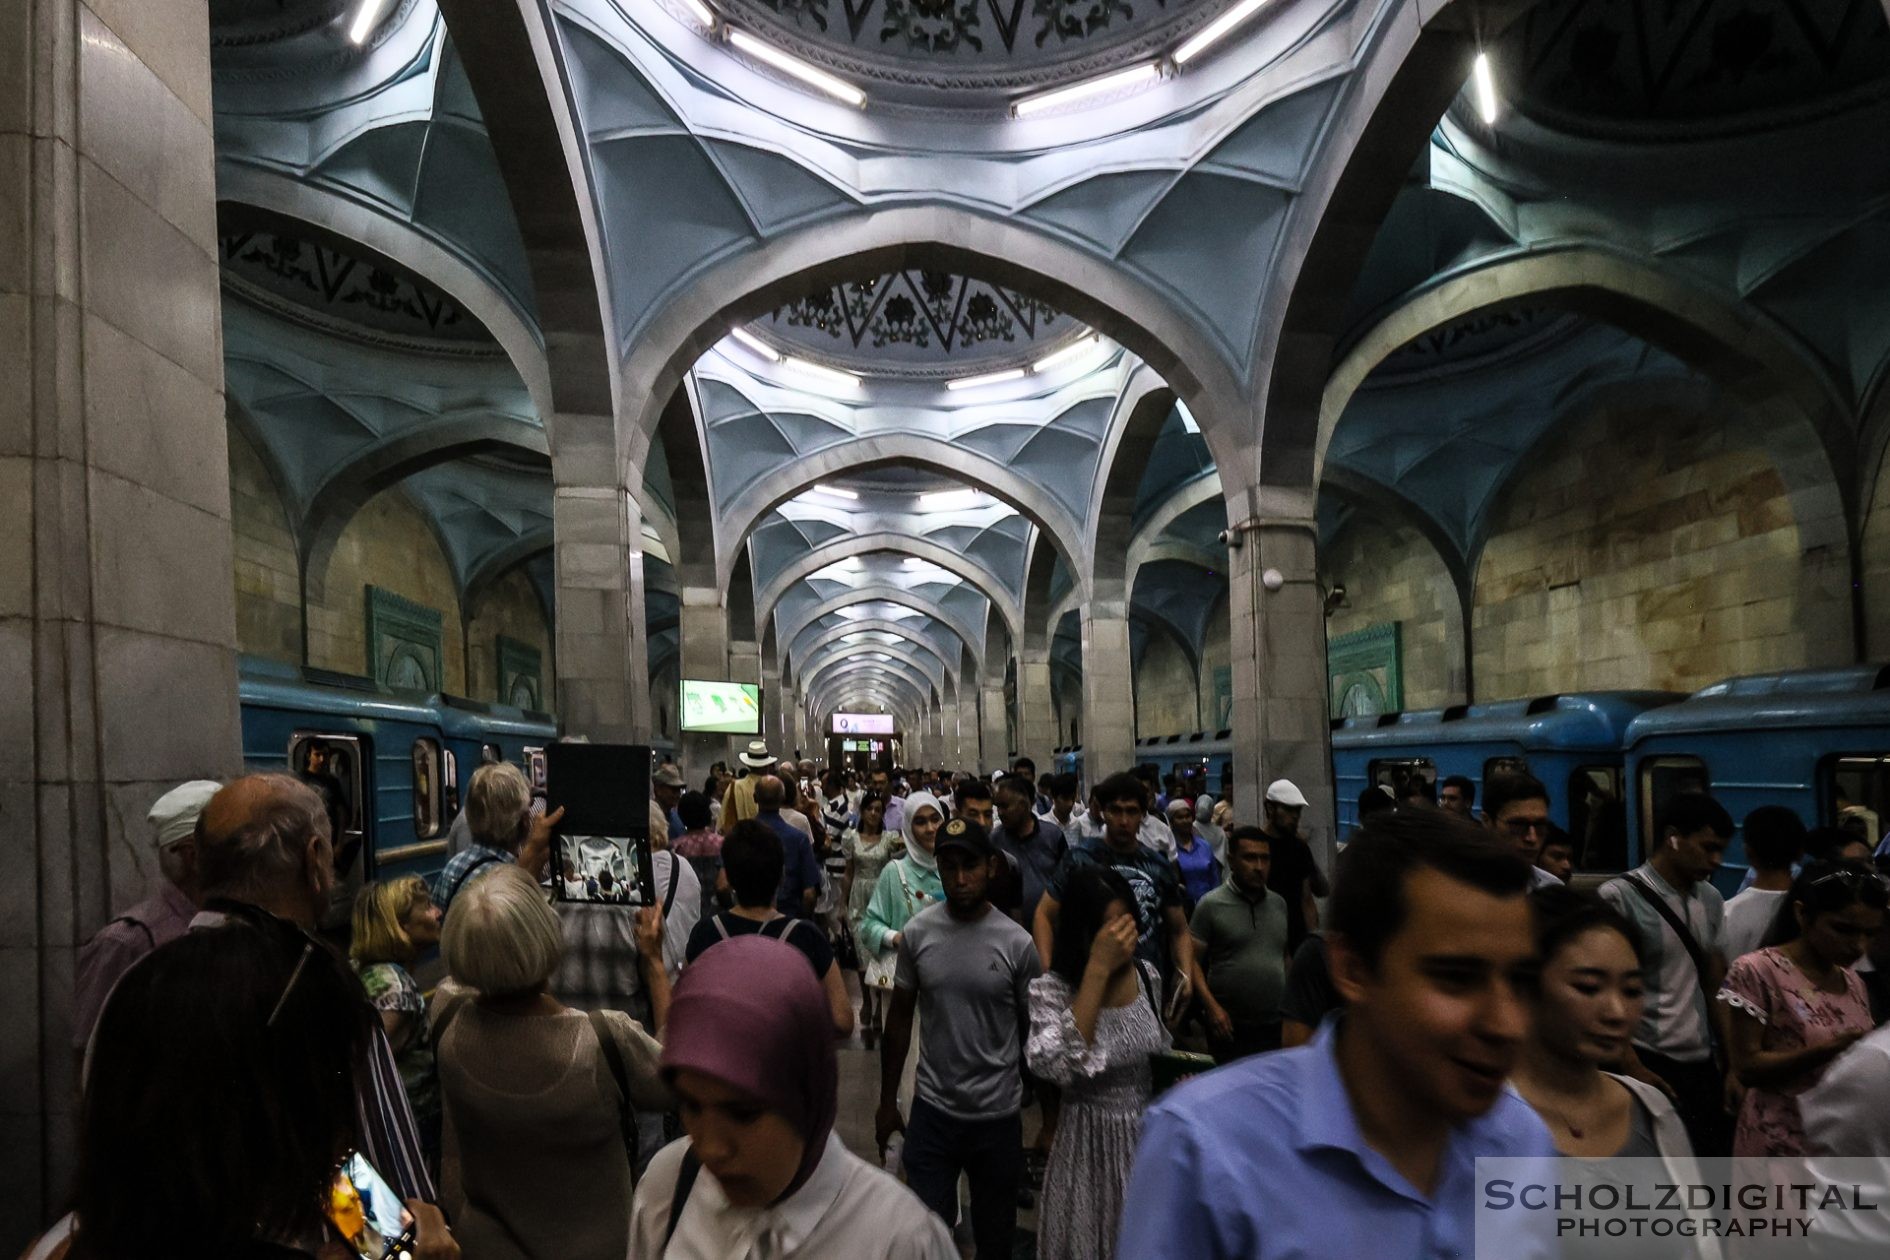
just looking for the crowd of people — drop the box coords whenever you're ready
[35,741,1890,1260]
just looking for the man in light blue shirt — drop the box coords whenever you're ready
[1118,809,1558,1260]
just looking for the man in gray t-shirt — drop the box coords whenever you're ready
[879,818,1040,1258]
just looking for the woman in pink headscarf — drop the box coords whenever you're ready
[629,935,954,1258]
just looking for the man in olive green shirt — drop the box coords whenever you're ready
[1190,825,1291,1062]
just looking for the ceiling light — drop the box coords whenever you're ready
[817,484,859,500]
[781,356,861,388]
[729,326,781,362]
[348,0,392,44]
[1176,399,1200,434]
[1472,51,1499,125]
[727,29,867,108]
[1032,332,1103,374]
[918,489,980,510]
[1013,62,1162,118]
[1173,0,1274,66]
[946,367,1027,392]
[902,557,928,568]
[678,0,717,29]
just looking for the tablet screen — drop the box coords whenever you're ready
[544,743,650,836]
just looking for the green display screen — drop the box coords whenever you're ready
[679,680,761,734]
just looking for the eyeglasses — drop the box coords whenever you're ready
[1502,818,1551,839]
[1808,869,1890,905]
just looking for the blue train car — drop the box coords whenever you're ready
[1331,691,1683,875]
[238,657,557,927]
[1623,665,1890,895]
[1050,733,1233,801]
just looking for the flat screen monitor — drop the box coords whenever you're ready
[832,712,895,736]
[680,679,762,734]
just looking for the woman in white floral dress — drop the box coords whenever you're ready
[1026,864,1170,1260]
[842,792,899,1046]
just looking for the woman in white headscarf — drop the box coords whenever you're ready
[856,791,945,995]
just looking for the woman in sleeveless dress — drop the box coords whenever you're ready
[1026,865,1170,1260]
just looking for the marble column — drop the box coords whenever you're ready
[979,678,1009,776]
[553,486,652,743]
[1080,601,1136,785]
[1228,515,1335,871]
[678,597,728,784]
[728,637,760,760]
[2,0,240,1238]
[1017,653,1059,782]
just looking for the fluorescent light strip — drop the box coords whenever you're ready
[1032,332,1102,374]
[781,355,861,388]
[1473,52,1498,124]
[946,367,1027,392]
[1173,0,1273,66]
[679,0,717,29]
[1013,61,1162,118]
[727,29,867,108]
[729,326,781,362]
[348,0,392,45]
[817,484,860,500]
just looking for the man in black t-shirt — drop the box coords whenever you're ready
[1260,778,1329,952]
[1035,772,1204,1002]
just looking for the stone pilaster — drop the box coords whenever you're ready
[1079,601,1136,783]
[1228,517,1335,870]
[2,0,239,1239]
[979,679,1008,775]
[760,662,782,756]
[553,486,651,743]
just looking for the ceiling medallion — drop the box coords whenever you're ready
[771,272,1060,355]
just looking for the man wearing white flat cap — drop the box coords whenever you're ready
[1259,778,1329,954]
[71,779,220,1054]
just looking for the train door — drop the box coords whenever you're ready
[1637,755,1710,856]
[289,731,369,931]
[524,745,548,801]
[1565,766,1627,874]
[1823,754,1890,844]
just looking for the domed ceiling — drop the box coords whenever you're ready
[1499,0,1890,137]
[745,270,1087,374]
[723,0,1239,90]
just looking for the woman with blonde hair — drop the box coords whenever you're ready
[351,875,444,1166]
[434,864,670,1260]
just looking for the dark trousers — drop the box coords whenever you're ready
[903,1097,1022,1258]
[1639,1048,1731,1157]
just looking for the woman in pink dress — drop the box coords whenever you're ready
[1718,861,1886,1156]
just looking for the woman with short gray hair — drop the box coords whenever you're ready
[432,763,561,916]
[433,864,670,1260]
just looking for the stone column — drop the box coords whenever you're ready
[1080,601,1135,783]
[728,638,760,759]
[979,678,1009,775]
[677,596,728,784]
[553,486,652,743]
[1017,653,1059,781]
[1228,514,1335,871]
[2,0,240,1238]
[955,688,977,772]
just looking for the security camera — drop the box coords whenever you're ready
[1323,583,1348,616]
[1218,528,1243,549]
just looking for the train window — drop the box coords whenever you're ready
[1826,755,1890,844]
[1640,756,1711,849]
[524,746,548,795]
[1369,758,1435,799]
[442,748,461,821]
[480,743,503,765]
[1566,767,1626,873]
[412,739,444,839]
[1485,756,1530,783]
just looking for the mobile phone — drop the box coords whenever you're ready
[326,1151,417,1260]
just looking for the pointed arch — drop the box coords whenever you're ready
[755,532,1024,650]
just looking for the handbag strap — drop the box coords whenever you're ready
[587,1008,638,1169]
[660,851,680,918]
[664,1149,702,1250]
[1624,873,1713,991]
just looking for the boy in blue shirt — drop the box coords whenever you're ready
[1118,809,1557,1260]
